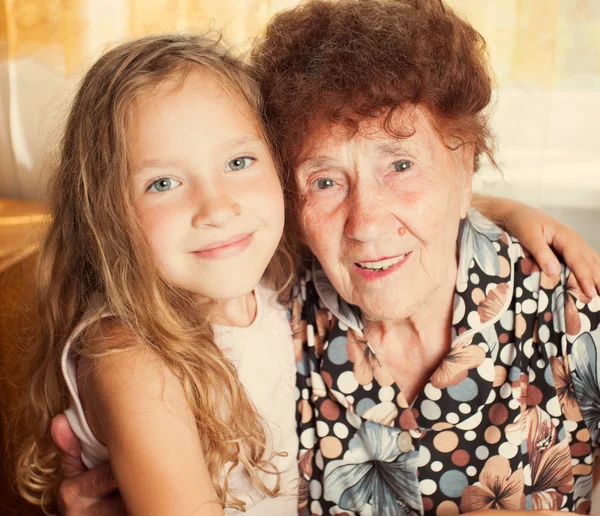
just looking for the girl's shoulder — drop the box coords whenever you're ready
[63,299,160,457]
[65,296,133,353]
[77,323,172,441]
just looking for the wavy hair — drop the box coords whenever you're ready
[15,32,295,513]
[252,0,497,176]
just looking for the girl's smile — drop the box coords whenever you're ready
[129,67,285,305]
[191,232,254,260]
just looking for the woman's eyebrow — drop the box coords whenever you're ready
[375,140,411,156]
[296,156,334,176]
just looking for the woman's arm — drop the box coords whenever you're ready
[469,510,575,516]
[473,194,600,298]
[80,333,223,516]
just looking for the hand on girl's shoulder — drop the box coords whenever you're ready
[78,321,225,516]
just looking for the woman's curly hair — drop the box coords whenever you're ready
[252,0,496,174]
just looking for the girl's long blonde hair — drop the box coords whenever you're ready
[15,33,295,513]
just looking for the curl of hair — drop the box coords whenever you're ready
[15,33,296,514]
[252,0,497,179]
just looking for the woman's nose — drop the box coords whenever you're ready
[344,187,398,243]
[191,188,242,228]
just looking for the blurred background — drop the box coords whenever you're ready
[0,0,599,514]
[0,0,599,246]
[0,1,599,223]
[1,0,600,238]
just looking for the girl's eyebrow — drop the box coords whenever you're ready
[133,157,187,173]
[132,136,263,174]
[216,134,263,152]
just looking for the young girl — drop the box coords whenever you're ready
[16,33,298,515]
[14,31,600,516]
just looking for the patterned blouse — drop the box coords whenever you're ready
[292,209,600,515]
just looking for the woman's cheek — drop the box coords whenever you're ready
[397,177,451,216]
[300,199,332,246]
[300,183,347,235]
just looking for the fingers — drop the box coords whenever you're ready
[593,253,600,295]
[58,463,120,515]
[58,491,126,516]
[77,462,119,499]
[561,247,599,299]
[515,221,561,277]
[51,415,124,515]
[548,227,600,298]
[581,273,599,300]
[51,414,87,478]
[51,414,81,456]
[530,246,561,277]
[88,495,128,516]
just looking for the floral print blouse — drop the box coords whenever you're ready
[292,209,600,515]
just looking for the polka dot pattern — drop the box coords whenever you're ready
[295,217,600,514]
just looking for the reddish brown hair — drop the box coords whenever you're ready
[252,0,496,175]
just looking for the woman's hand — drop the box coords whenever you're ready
[469,510,575,516]
[474,195,600,298]
[51,414,127,515]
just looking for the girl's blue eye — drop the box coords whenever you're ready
[147,177,181,193]
[227,157,255,171]
[315,178,336,190]
[393,160,413,172]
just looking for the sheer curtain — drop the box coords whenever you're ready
[0,0,298,199]
[454,0,600,252]
[1,0,599,203]
[0,0,600,206]
[0,0,599,511]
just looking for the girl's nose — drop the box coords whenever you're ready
[191,190,242,228]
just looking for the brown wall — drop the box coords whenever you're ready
[0,253,44,515]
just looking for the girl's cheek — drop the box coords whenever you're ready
[136,203,175,241]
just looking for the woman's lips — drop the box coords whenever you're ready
[352,252,412,279]
[192,233,253,260]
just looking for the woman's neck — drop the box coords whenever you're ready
[362,270,457,403]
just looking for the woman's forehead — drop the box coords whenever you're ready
[295,106,440,166]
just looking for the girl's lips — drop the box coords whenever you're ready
[192,233,253,260]
[352,251,412,280]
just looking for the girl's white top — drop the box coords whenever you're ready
[61,284,299,514]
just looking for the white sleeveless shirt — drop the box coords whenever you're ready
[61,285,299,514]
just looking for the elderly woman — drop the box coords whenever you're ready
[251,0,600,514]
[51,1,600,515]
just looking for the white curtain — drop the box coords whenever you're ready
[1,0,599,206]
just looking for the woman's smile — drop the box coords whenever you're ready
[352,251,412,279]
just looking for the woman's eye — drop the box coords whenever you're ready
[393,160,413,172]
[313,178,336,190]
[147,177,181,193]
[227,157,255,171]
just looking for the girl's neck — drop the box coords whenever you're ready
[207,290,258,327]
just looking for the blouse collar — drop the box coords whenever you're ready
[312,209,520,429]
[313,208,517,345]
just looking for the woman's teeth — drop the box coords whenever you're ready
[357,254,406,271]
